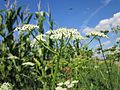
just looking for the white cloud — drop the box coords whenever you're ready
[80,0,111,30]
[111,12,120,27]
[82,11,120,33]
[82,27,94,33]
[95,19,112,31]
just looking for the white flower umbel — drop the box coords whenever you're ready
[87,31,108,38]
[55,86,67,90]
[67,83,74,88]
[46,28,84,40]
[56,80,79,89]
[0,82,12,90]
[64,80,70,86]
[57,82,64,86]
[15,24,39,32]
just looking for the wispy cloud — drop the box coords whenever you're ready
[80,0,112,30]
[103,0,111,5]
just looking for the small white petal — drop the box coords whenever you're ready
[71,80,79,84]
[57,82,64,86]
[67,83,74,88]
[22,62,34,66]
[64,80,70,86]
[55,87,67,90]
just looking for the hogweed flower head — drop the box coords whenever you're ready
[0,82,12,90]
[87,31,108,38]
[46,28,85,40]
[56,80,79,89]
[64,80,70,86]
[15,24,39,32]
[57,82,64,86]
[55,87,67,90]
[67,83,74,88]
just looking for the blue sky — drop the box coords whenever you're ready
[0,0,120,50]
[0,0,120,28]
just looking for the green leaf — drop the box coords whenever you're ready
[34,58,41,67]
[0,14,3,24]
[0,10,5,13]
[17,6,22,15]
[26,14,33,24]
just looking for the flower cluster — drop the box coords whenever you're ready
[15,24,39,32]
[46,28,84,40]
[55,80,79,90]
[87,31,108,38]
[110,48,120,55]
[0,82,12,90]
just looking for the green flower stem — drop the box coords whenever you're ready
[51,36,65,90]
[83,36,96,49]
[42,41,57,54]
[19,32,23,59]
[31,31,60,90]
[30,32,57,55]
[51,55,60,90]
[97,38,113,90]
[62,34,72,50]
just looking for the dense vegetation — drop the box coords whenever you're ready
[0,1,120,90]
